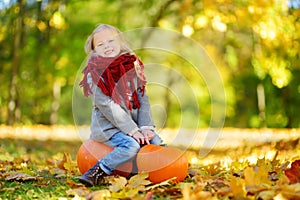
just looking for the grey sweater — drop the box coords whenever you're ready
[88,75,155,142]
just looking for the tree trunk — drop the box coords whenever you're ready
[50,81,61,125]
[257,84,266,128]
[7,0,24,125]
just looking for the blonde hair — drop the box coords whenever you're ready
[84,24,131,55]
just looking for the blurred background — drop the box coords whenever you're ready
[1,0,300,129]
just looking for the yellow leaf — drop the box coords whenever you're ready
[181,183,191,199]
[182,182,213,200]
[230,175,246,198]
[257,157,273,171]
[244,167,256,186]
[85,190,111,200]
[277,173,291,186]
[145,177,176,191]
[256,190,276,200]
[244,166,271,187]
[111,188,139,199]
[63,153,78,174]
[66,188,91,197]
[191,191,212,200]
[280,183,300,193]
[127,173,152,191]
[276,184,300,200]
[26,189,34,195]
[107,176,127,192]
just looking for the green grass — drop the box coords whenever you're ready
[0,139,81,200]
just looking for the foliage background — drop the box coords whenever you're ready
[1,0,300,128]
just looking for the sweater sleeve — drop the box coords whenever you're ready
[137,88,155,129]
[91,86,140,136]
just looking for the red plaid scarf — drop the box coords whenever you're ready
[79,53,146,110]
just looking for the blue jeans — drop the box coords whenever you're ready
[99,132,163,175]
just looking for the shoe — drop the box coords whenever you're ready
[79,162,107,186]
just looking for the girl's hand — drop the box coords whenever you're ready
[132,131,149,144]
[141,129,155,141]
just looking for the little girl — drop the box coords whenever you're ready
[79,24,163,186]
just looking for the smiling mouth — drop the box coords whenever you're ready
[105,49,114,55]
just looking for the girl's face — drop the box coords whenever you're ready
[93,29,121,57]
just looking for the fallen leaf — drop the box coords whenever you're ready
[181,183,191,199]
[191,191,212,200]
[284,160,300,184]
[256,190,276,200]
[26,189,34,195]
[209,177,229,191]
[5,172,36,182]
[229,175,247,199]
[111,188,139,199]
[277,172,291,186]
[66,188,92,197]
[50,167,66,178]
[276,191,300,200]
[181,183,212,200]
[280,183,300,193]
[127,173,152,191]
[85,189,111,200]
[47,153,65,168]
[244,166,271,187]
[145,177,176,191]
[66,179,84,188]
[257,157,276,171]
[63,153,78,174]
[107,176,127,192]
[116,191,153,200]
[0,187,16,192]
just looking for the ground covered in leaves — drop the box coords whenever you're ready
[1,129,300,200]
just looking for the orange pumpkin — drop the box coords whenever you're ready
[136,144,188,184]
[76,139,133,177]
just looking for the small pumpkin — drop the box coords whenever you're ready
[76,139,132,177]
[136,144,188,184]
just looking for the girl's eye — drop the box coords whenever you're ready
[109,39,114,43]
[97,43,103,47]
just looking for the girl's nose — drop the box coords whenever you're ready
[104,42,110,48]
